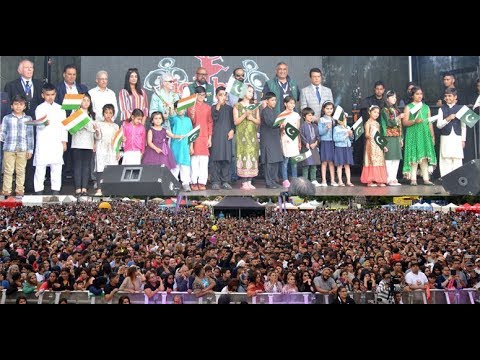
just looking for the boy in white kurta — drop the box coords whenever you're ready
[436,87,466,178]
[33,83,68,194]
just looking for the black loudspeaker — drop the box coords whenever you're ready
[102,165,181,196]
[288,177,316,196]
[440,159,480,195]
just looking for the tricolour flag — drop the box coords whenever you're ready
[333,105,345,121]
[291,149,312,164]
[24,114,48,126]
[225,77,247,98]
[62,109,91,135]
[177,94,197,111]
[373,130,388,150]
[61,94,84,110]
[274,111,289,127]
[285,122,300,141]
[455,105,480,128]
[112,128,124,152]
[352,117,364,139]
[185,125,201,144]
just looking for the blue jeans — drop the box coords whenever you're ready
[282,157,297,181]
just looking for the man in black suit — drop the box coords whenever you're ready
[4,59,44,193]
[54,64,88,181]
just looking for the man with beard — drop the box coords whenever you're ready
[182,67,215,105]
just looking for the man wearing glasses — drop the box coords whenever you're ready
[182,67,215,105]
[88,70,119,123]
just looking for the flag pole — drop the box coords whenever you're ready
[408,56,413,82]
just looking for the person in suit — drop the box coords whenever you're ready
[54,64,88,182]
[299,68,333,123]
[4,59,44,193]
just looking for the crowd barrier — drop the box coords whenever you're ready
[1,288,479,304]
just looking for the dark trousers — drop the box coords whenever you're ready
[211,160,231,184]
[62,133,73,179]
[96,171,104,190]
[264,162,280,186]
[72,148,92,190]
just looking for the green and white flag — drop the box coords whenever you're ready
[285,122,300,140]
[409,102,422,118]
[246,102,262,111]
[352,117,364,139]
[428,114,440,123]
[291,149,312,164]
[373,130,388,150]
[225,77,247,98]
[185,125,201,144]
[333,105,345,121]
[61,94,84,110]
[177,94,197,111]
[455,105,480,128]
[62,109,91,135]
[274,111,289,127]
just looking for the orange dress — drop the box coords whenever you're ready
[360,119,387,184]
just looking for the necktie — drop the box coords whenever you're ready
[315,86,321,104]
[25,80,32,100]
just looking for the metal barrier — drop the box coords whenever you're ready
[1,289,479,304]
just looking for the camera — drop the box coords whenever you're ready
[391,275,401,285]
[450,269,456,276]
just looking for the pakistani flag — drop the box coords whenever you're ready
[24,114,48,126]
[455,105,480,128]
[61,94,84,110]
[274,111,289,127]
[285,122,300,140]
[352,117,364,139]
[333,105,345,121]
[112,127,124,152]
[246,103,262,111]
[373,130,388,150]
[177,94,197,111]
[62,109,91,135]
[291,149,312,164]
[428,114,440,123]
[226,77,247,98]
[185,125,201,144]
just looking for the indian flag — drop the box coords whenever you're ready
[177,94,197,111]
[24,114,48,126]
[274,111,289,127]
[112,127,124,152]
[61,94,84,110]
[62,109,91,135]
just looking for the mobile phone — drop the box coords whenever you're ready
[450,269,456,276]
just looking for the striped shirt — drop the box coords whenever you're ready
[1,112,34,153]
[118,88,149,122]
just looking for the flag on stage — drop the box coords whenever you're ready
[373,130,388,150]
[273,111,289,127]
[427,114,440,123]
[185,125,201,144]
[246,102,262,111]
[285,122,300,140]
[112,127,124,152]
[61,94,84,110]
[225,77,247,98]
[352,117,364,138]
[177,94,197,111]
[333,105,345,121]
[24,114,48,126]
[455,105,480,128]
[62,109,91,135]
[291,149,312,164]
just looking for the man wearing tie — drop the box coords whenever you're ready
[4,59,44,194]
[300,68,334,125]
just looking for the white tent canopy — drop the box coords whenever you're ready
[441,203,458,213]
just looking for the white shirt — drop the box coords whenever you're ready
[473,95,480,110]
[65,82,78,94]
[88,86,119,122]
[21,77,34,97]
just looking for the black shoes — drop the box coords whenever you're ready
[52,191,60,195]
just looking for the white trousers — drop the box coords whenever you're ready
[190,155,209,185]
[34,164,63,192]
[411,158,429,181]
[122,151,142,165]
[171,164,191,184]
[385,160,400,183]
[439,157,462,177]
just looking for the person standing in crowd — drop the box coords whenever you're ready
[299,68,333,123]
[1,95,34,196]
[279,96,301,188]
[380,90,404,186]
[436,88,465,177]
[360,105,388,187]
[331,286,355,304]
[119,68,148,125]
[332,112,354,187]
[210,86,234,190]
[402,86,436,185]
[34,83,68,195]
[299,107,321,186]
[262,62,300,114]
[122,109,146,165]
[149,73,179,132]
[472,78,480,113]
[182,67,215,105]
[259,92,283,189]
[398,81,416,108]
[234,84,260,190]
[4,59,44,193]
[436,72,462,106]
[318,101,337,186]
[188,86,212,191]
[94,104,119,197]
[88,70,118,123]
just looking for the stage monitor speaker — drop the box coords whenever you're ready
[102,165,181,196]
[439,159,480,195]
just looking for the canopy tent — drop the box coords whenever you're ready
[441,203,459,213]
[213,196,265,218]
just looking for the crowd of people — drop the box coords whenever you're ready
[2,60,480,197]
[1,202,479,304]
